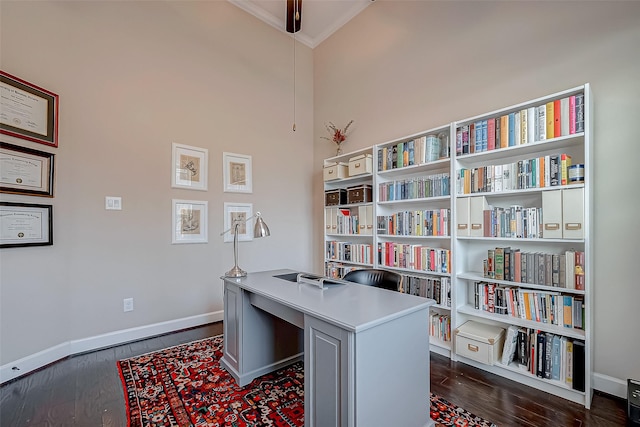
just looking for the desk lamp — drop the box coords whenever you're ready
[220,212,270,278]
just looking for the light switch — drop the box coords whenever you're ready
[105,196,122,210]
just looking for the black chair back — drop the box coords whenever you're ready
[342,268,402,291]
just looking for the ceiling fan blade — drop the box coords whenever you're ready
[286,0,302,33]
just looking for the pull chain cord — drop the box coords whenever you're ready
[292,1,298,132]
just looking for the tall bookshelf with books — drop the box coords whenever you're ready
[319,84,592,407]
[323,147,375,278]
[373,126,454,356]
[452,84,593,407]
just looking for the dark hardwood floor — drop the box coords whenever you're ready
[0,322,628,426]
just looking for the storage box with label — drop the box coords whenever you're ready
[455,321,505,366]
[348,154,373,177]
[347,184,372,204]
[325,189,347,206]
[323,162,348,181]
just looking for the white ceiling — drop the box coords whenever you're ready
[228,0,373,48]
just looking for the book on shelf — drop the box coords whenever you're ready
[560,97,570,136]
[487,118,496,151]
[551,334,561,381]
[553,99,562,138]
[544,332,553,379]
[565,339,574,387]
[574,251,585,291]
[537,105,546,142]
[575,93,585,133]
[501,325,520,365]
[500,115,509,148]
[565,250,576,289]
[508,112,516,147]
[546,101,555,140]
[569,95,576,134]
[572,339,586,391]
[561,153,572,186]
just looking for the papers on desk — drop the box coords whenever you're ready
[297,273,349,289]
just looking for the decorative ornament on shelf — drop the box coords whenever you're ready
[322,120,354,156]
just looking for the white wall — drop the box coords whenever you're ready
[0,1,314,368]
[313,1,640,395]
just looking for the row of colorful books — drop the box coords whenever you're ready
[377,242,450,273]
[399,275,451,307]
[429,312,451,342]
[481,206,542,239]
[331,209,366,235]
[325,241,373,265]
[378,133,450,171]
[456,153,574,195]
[501,326,585,391]
[456,93,585,156]
[485,248,585,290]
[472,281,585,329]
[378,173,450,202]
[376,208,450,237]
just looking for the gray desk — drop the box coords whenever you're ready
[220,269,435,427]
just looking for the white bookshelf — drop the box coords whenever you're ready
[323,147,375,278]
[319,84,593,407]
[451,84,593,408]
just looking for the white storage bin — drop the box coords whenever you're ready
[323,162,348,181]
[348,154,372,176]
[455,321,505,366]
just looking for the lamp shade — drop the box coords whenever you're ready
[254,212,270,238]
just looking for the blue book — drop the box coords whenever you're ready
[551,335,561,380]
[482,120,488,152]
[407,140,415,165]
[508,112,516,146]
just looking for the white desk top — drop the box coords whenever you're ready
[222,269,435,333]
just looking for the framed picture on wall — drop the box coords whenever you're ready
[0,71,59,148]
[0,142,55,197]
[0,202,53,248]
[223,152,252,193]
[171,199,208,244]
[171,143,208,191]
[223,202,253,242]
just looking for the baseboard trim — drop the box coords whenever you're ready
[592,372,628,399]
[0,311,223,384]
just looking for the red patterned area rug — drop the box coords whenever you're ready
[118,335,496,427]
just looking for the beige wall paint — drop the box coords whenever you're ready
[0,1,314,364]
[314,2,640,387]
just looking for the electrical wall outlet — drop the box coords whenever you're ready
[123,298,134,312]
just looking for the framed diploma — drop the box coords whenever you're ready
[171,143,208,191]
[0,202,53,248]
[172,199,208,244]
[0,142,54,197]
[0,71,59,147]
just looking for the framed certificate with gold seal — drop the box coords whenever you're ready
[0,142,54,197]
[0,71,59,147]
[0,202,53,248]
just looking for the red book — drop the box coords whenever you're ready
[554,99,562,138]
[487,118,496,151]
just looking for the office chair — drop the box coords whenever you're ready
[342,268,402,292]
